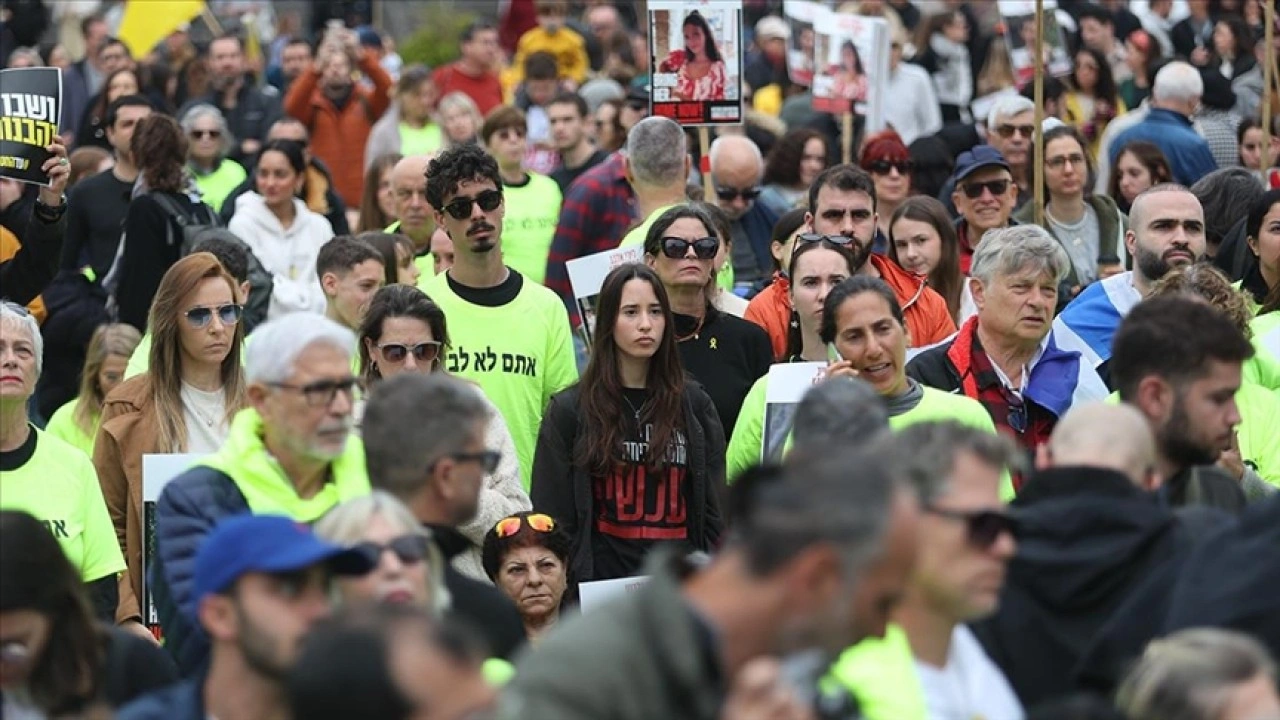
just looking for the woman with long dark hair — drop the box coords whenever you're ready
[0,510,177,716]
[1109,140,1173,214]
[74,67,142,151]
[760,129,828,216]
[530,263,724,583]
[1063,47,1126,153]
[1211,16,1256,81]
[356,152,402,233]
[888,196,968,324]
[359,231,421,287]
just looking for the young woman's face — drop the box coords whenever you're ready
[892,217,944,277]
[800,138,827,188]
[107,72,139,102]
[684,23,707,56]
[1044,136,1088,199]
[442,106,477,143]
[1213,20,1235,56]
[177,277,236,371]
[790,248,850,335]
[1116,150,1154,203]
[256,150,302,208]
[612,278,665,361]
[1249,201,1280,282]
[97,353,129,398]
[1074,52,1099,93]
[377,166,397,218]
[1240,128,1264,170]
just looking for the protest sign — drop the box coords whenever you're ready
[649,0,744,125]
[0,67,61,186]
[566,246,644,347]
[783,0,822,87]
[761,362,825,462]
[142,453,205,639]
[1000,0,1072,88]
[810,11,889,133]
[578,575,651,613]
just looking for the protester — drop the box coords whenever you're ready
[1063,47,1126,155]
[0,302,124,621]
[938,96,1035,213]
[882,25,942,146]
[1116,628,1280,720]
[116,514,371,720]
[532,263,725,581]
[617,117,692,248]
[547,91,608,192]
[179,104,247,213]
[709,135,778,292]
[789,375,891,453]
[180,34,283,165]
[888,196,969,325]
[361,373,527,661]
[830,422,1024,720]
[480,105,563,284]
[432,20,505,117]
[1108,140,1173,214]
[759,128,828,218]
[385,154,436,278]
[44,323,140,457]
[228,139,334,318]
[439,91,484,149]
[359,231,420,287]
[316,235,385,333]
[482,512,572,642]
[355,152,402,233]
[364,64,442,168]
[743,208,809,360]
[1241,188,1280,308]
[421,143,578,486]
[150,313,370,673]
[951,146,1021,276]
[861,131,913,256]
[1109,62,1217,186]
[75,67,143,151]
[0,510,176,717]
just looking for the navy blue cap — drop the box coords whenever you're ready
[193,514,373,603]
[952,145,1011,184]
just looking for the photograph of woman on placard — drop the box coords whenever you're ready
[830,40,868,103]
[787,17,816,86]
[658,10,728,101]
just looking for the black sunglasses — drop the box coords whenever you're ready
[377,341,442,365]
[795,233,855,246]
[184,303,243,329]
[442,189,503,220]
[925,505,1019,550]
[994,123,1034,139]
[867,160,913,175]
[660,236,719,260]
[267,377,362,407]
[190,129,222,139]
[961,179,1011,199]
[715,185,762,202]
[352,534,431,570]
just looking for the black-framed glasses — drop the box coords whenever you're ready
[190,129,222,139]
[924,505,1019,550]
[867,159,913,175]
[715,185,761,202]
[795,233,855,246]
[660,236,719,260]
[1045,153,1086,170]
[994,124,1034,139]
[184,303,243,329]
[961,179,1011,199]
[442,189,503,220]
[438,450,502,474]
[377,341,442,365]
[352,534,431,571]
[267,377,362,407]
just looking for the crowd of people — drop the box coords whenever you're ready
[3,0,1280,718]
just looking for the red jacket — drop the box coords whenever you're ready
[284,49,392,208]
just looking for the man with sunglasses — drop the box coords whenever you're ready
[117,514,371,720]
[937,97,1035,217]
[151,314,373,674]
[950,146,1021,274]
[830,421,1025,720]
[709,135,778,294]
[422,143,577,489]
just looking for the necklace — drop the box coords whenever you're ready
[622,394,644,424]
[676,314,704,343]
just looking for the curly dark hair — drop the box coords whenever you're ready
[132,113,188,192]
[1071,47,1118,105]
[425,143,502,211]
[481,511,573,582]
[764,128,826,188]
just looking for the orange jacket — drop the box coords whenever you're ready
[869,254,957,347]
[0,225,46,322]
[744,273,792,362]
[284,49,393,209]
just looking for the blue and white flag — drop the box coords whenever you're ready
[1051,271,1142,371]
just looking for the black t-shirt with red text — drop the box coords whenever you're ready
[590,388,690,581]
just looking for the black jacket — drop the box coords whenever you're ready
[428,524,526,661]
[971,467,1231,707]
[530,382,725,584]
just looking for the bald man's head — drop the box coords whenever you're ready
[709,135,764,220]
[392,155,435,241]
[1044,403,1159,490]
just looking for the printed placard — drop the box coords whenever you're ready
[761,362,826,462]
[999,0,1072,88]
[578,575,651,612]
[810,10,889,132]
[0,67,61,186]
[142,453,205,639]
[649,0,744,125]
[566,246,644,347]
[783,0,822,87]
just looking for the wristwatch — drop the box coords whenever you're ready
[34,194,67,223]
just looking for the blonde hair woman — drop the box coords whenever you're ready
[1118,628,1280,720]
[93,252,246,637]
[43,324,142,457]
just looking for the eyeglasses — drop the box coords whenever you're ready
[267,377,362,407]
[994,124,1035,139]
[190,129,222,139]
[795,233,855,246]
[660,236,719,259]
[924,505,1019,550]
[377,341,442,365]
[1045,153,1086,170]
[961,179,1011,199]
[352,534,431,570]
[184,303,243,329]
[438,450,502,474]
[442,189,503,220]
[715,185,762,202]
[494,513,556,538]
[867,160,913,175]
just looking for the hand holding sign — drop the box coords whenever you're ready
[0,67,63,187]
[39,142,69,204]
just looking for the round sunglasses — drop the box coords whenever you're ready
[659,236,719,260]
[377,341,442,365]
[442,189,503,220]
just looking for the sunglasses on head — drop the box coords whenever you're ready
[660,236,719,260]
[495,513,556,538]
[442,189,503,220]
[867,159,913,175]
[377,341,441,365]
[184,303,243,329]
[191,129,222,139]
[352,534,431,570]
[926,505,1019,550]
[994,124,1035,139]
[961,178,1011,199]
[715,185,762,202]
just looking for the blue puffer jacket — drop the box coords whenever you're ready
[115,677,203,720]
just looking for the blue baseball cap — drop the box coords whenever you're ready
[952,145,1011,184]
[193,514,373,603]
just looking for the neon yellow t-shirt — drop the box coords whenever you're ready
[1249,312,1280,391]
[399,122,444,157]
[891,387,1014,501]
[421,271,578,488]
[0,427,126,582]
[124,332,152,379]
[500,173,562,285]
[44,399,98,459]
[620,202,735,292]
[191,159,248,213]
[825,624,927,720]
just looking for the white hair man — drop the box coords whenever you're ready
[938,95,1035,214]
[1108,61,1217,185]
[151,313,371,676]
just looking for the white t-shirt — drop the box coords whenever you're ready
[181,382,230,453]
[915,626,1024,720]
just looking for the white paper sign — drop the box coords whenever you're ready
[141,453,206,633]
[761,362,826,461]
[578,575,651,613]
[565,246,645,346]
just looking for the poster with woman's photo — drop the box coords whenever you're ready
[142,453,204,640]
[761,362,826,462]
[810,10,889,132]
[783,0,822,87]
[566,246,645,348]
[648,0,744,125]
[999,0,1072,89]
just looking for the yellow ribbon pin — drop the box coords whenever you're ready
[709,338,718,350]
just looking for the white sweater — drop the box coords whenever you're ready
[229,193,333,318]
[883,62,943,146]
